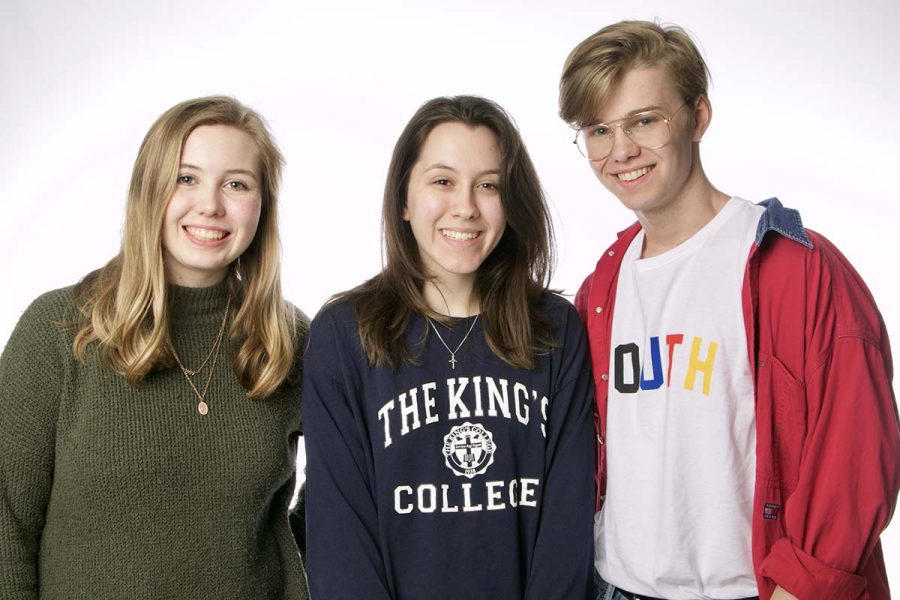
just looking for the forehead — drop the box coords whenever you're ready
[415,122,500,170]
[181,125,260,172]
[592,66,682,123]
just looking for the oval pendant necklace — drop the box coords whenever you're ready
[171,296,230,415]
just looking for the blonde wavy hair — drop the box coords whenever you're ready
[72,95,297,398]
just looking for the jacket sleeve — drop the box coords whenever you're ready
[524,303,596,600]
[0,293,68,600]
[759,239,900,599]
[302,314,392,600]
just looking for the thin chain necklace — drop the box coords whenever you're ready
[427,315,479,370]
[171,296,230,416]
[178,295,230,376]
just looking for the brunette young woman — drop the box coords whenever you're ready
[0,96,309,599]
[303,95,594,599]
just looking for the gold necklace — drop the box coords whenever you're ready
[427,315,479,370]
[178,295,230,376]
[171,296,230,416]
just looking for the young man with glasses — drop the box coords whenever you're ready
[559,20,899,600]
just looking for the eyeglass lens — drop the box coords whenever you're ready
[578,112,670,160]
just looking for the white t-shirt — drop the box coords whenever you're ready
[595,197,765,599]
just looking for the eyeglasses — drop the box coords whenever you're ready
[573,102,690,161]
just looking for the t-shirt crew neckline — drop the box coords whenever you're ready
[633,196,745,271]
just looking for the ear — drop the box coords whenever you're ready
[691,95,712,142]
[402,206,410,221]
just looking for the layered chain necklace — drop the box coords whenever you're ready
[170,296,230,416]
[427,315,479,370]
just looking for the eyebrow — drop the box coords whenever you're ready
[179,163,259,180]
[595,105,663,124]
[424,163,500,176]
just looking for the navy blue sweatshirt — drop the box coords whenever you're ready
[303,294,594,599]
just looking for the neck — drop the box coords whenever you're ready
[423,277,479,318]
[637,168,729,258]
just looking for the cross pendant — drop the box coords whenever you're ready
[449,353,457,369]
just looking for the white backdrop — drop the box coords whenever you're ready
[3,0,899,590]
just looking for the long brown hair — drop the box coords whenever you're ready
[72,96,299,398]
[337,95,555,370]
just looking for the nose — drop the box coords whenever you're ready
[196,184,225,216]
[451,186,480,219]
[608,126,640,162]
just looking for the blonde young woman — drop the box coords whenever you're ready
[0,96,308,599]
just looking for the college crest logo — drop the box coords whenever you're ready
[442,422,496,478]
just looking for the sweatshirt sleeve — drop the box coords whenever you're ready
[524,301,596,600]
[0,292,70,599]
[302,311,392,599]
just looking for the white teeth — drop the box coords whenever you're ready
[441,229,480,241]
[186,226,226,241]
[617,166,652,181]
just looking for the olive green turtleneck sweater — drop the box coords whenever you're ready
[0,283,309,599]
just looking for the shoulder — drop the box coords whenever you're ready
[760,226,868,294]
[301,298,373,389]
[759,227,885,344]
[284,300,311,345]
[2,286,78,374]
[12,286,79,339]
[574,272,595,321]
[539,292,587,345]
[539,291,579,322]
[573,222,640,318]
[25,285,78,318]
[305,298,361,357]
[285,301,310,325]
[310,297,358,333]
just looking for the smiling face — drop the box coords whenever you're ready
[403,122,507,295]
[161,124,262,287]
[588,66,710,220]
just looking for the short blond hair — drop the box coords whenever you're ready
[559,20,710,127]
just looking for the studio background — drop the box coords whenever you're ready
[3,0,898,589]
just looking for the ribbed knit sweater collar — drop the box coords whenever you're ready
[169,280,230,327]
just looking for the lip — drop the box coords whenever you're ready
[183,225,231,245]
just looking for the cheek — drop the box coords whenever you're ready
[163,192,185,224]
[160,196,183,250]
[486,201,507,234]
[475,198,506,253]
[405,194,440,233]
[235,197,262,233]
[589,161,612,187]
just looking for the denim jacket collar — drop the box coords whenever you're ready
[756,197,813,248]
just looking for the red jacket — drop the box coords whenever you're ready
[575,199,899,599]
